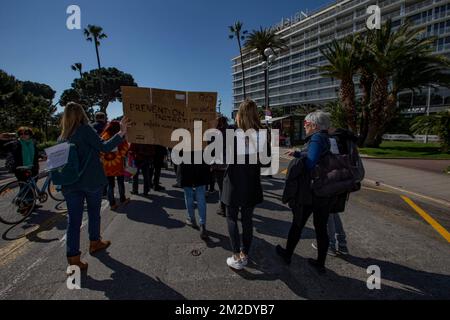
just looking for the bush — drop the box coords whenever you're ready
[37,140,57,153]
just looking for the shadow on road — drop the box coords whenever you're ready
[81,251,185,300]
[2,205,66,243]
[342,254,450,299]
[116,199,185,229]
[229,236,442,299]
[253,212,315,240]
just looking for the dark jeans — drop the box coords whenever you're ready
[107,176,126,206]
[64,187,102,257]
[133,159,151,193]
[208,172,215,191]
[285,196,333,267]
[149,162,161,186]
[214,169,225,211]
[226,206,254,255]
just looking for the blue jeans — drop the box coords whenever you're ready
[328,213,347,249]
[64,187,103,257]
[183,185,206,226]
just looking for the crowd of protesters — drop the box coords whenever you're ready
[1,98,360,276]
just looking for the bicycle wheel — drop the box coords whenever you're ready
[0,181,36,225]
[48,180,65,202]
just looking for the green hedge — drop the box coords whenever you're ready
[37,140,57,152]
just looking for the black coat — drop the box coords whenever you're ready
[179,151,210,188]
[221,162,263,208]
[282,157,312,208]
[221,128,272,208]
[6,140,39,179]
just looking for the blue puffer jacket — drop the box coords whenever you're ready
[294,130,331,170]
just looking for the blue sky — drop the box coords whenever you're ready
[0,0,330,119]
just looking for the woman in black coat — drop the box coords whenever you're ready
[222,99,266,270]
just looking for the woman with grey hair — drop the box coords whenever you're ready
[277,110,334,274]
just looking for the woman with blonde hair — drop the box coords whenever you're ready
[60,102,130,270]
[221,99,266,270]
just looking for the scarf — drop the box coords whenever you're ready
[20,139,34,167]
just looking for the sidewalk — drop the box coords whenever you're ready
[362,158,450,205]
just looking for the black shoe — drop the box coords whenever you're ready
[154,184,165,191]
[216,208,226,217]
[275,245,291,265]
[308,258,326,274]
[200,224,208,240]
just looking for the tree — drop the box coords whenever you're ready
[84,25,107,69]
[0,70,57,137]
[84,25,108,103]
[364,20,450,147]
[60,67,137,115]
[245,27,287,110]
[229,21,248,99]
[71,63,83,78]
[319,36,359,133]
[325,100,348,130]
[411,109,450,152]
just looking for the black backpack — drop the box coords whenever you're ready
[310,139,365,198]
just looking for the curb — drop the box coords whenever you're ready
[363,178,450,209]
[361,155,450,160]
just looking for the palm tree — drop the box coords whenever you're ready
[319,36,359,132]
[245,27,286,109]
[229,21,248,99]
[84,25,107,69]
[354,34,374,145]
[411,109,450,152]
[365,20,450,146]
[84,24,107,111]
[71,63,83,78]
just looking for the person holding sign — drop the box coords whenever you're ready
[59,102,130,271]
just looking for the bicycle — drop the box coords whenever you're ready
[0,166,65,225]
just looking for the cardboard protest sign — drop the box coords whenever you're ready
[122,86,217,148]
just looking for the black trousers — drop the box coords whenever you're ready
[149,162,161,186]
[286,196,333,267]
[214,169,225,211]
[133,159,151,193]
[226,206,254,255]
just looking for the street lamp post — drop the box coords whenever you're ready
[261,47,276,112]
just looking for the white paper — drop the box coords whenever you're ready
[45,142,71,170]
[329,138,340,155]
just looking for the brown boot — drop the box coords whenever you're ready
[67,255,88,270]
[89,239,111,255]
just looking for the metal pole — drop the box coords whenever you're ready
[425,86,431,143]
[265,63,269,110]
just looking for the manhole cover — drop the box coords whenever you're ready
[191,249,201,256]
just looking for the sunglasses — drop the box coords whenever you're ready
[18,131,31,136]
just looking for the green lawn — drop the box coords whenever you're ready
[359,141,450,159]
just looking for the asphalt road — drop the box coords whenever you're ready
[0,158,449,300]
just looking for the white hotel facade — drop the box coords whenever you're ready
[231,0,450,117]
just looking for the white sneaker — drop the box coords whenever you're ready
[240,255,248,266]
[226,256,244,270]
